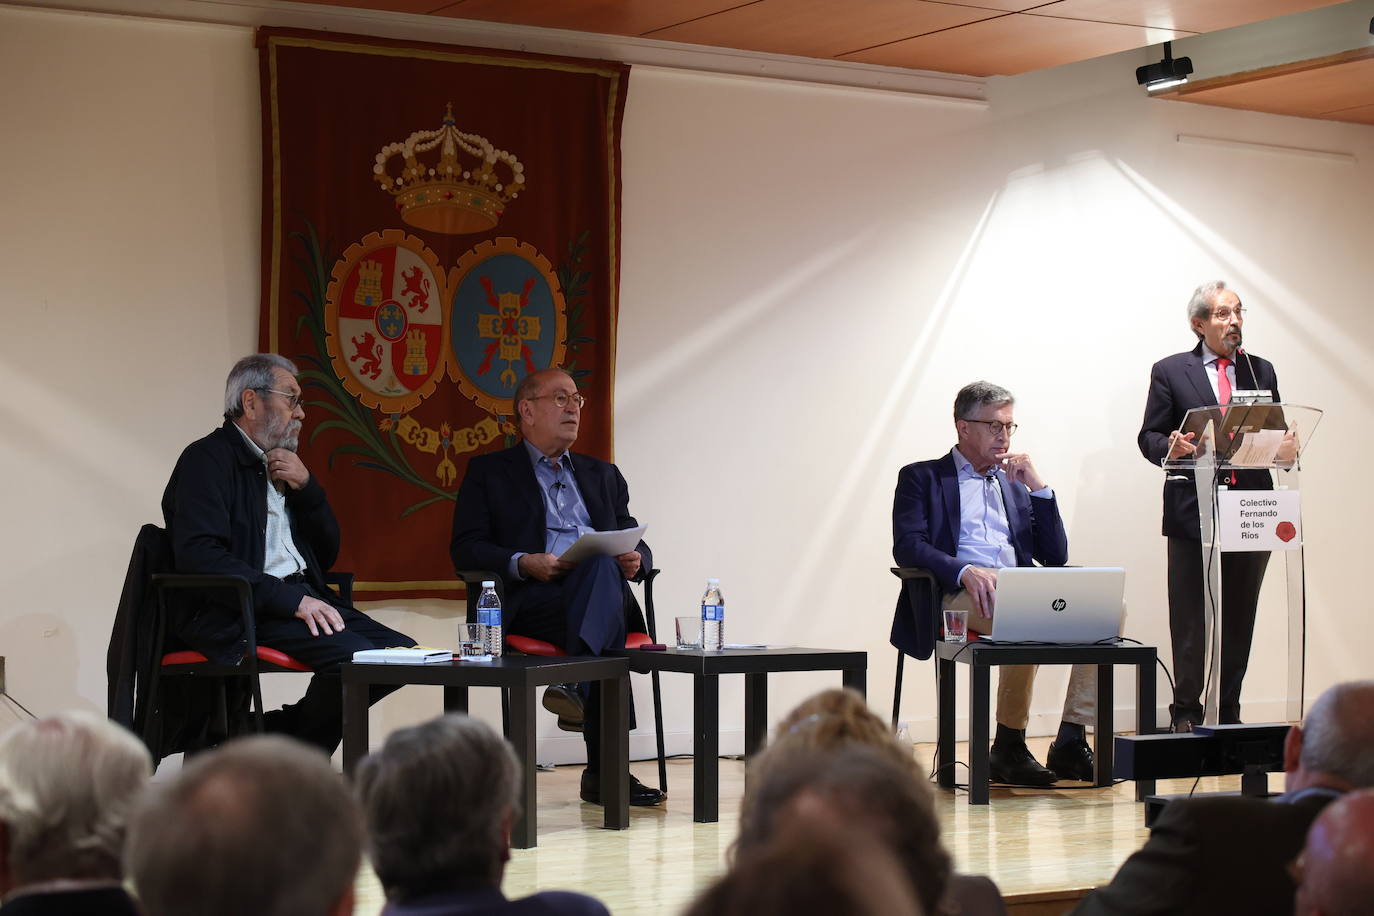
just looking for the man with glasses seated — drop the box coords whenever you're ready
[451,367,662,806]
[1138,281,1280,732]
[162,353,415,754]
[892,381,1095,786]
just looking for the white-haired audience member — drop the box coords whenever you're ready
[1073,680,1374,916]
[356,714,609,916]
[0,711,151,916]
[125,735,361,916]
[1294,787,1374,916]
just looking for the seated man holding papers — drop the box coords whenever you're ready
[450,368,661,806]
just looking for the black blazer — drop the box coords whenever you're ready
[450,443,651,627]
[1070,788,1336,916]
[1138,343,1281,539]
[890,452,1068,660]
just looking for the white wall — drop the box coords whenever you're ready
[2,4,1371,758]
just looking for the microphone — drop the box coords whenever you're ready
[552,481,566,490]
[1237,346,1260,391]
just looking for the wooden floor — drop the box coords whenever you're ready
[353,736,1265,915]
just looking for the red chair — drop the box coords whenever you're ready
[457,568,668,792]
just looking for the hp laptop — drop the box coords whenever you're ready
[986,567,1126,643]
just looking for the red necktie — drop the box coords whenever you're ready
[1216,356,1232,408]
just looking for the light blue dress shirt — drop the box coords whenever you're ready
[507,439,594,581]
[951,447,1053,585]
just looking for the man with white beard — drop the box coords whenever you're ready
[161,353,413,753]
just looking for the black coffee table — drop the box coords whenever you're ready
[341,655,630,848]
[934,639,1158,804]
[619,646,867,822]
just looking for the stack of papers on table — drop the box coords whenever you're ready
[352,648,453,665]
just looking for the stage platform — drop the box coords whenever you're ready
[352,735,1272,915]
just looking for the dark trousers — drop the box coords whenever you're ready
[256,590,415,754]
[508,555,637,772]
[1166,538,1270,725]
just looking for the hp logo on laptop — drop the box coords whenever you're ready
[1051,598,1067,612]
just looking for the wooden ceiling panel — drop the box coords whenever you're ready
[1025,0,1348,34]
[644,0,999,58]
[840,13,1190,76]
[429,0,750,37]
[1325,104,1374,126]
[294,0,447,14]
[1160,50,1374,124]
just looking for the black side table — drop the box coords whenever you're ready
[620,646,868,823]
[341,655,630,848]
[935,640,1158,804]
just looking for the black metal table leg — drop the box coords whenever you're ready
[601,673,630,830]
[970,659,991,805]
[744,672,768,759]
[510,686,538,849]
[1136,653,1158,800]
[342,672,368,777]
[693,674,720,823]
[1095,663,1114,786]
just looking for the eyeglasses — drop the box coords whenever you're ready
[528,393,587,410]
[1210,307,1245,321]
[962,419,1018,436]
[257,387,303,410]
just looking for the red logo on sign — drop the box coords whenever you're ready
[1275,521,1297,543]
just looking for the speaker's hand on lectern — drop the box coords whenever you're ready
[959,566,998,619]
[1167,431,1197,459]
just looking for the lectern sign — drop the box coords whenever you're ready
[1217,490,1302,551]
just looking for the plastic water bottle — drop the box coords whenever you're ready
[477,580,503,657]
[701,578,724,651]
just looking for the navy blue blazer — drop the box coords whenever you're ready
[890,452,1068,660]
[449,443,651,627]
[1137,342,1280,539]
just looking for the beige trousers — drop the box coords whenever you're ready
[944,589,1096,730]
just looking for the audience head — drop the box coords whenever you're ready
[1294,787,1374,916]
[355,714,520,901]
[687,819,924,916]
[1284,680,1374,793]
[0,711,152,893]
[772,687,921,778]
[125,735,361,916]
[736,744,950,915]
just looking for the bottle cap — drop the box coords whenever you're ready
[707,577,720,585]
[482,580,495,588]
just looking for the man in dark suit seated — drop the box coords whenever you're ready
[450,367,661,806]
[162,353,415,754]
[357,714,611,916]
[1138,280,1281,731]
[1072,680,1374,916]
[892,381,1096,786]
[0,711,150,916]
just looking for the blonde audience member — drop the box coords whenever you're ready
[0,711,151,915]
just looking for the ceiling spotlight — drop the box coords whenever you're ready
[1136,41,1193,92]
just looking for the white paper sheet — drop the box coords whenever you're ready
[557,525,648,564]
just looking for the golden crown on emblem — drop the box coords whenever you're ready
[373,103,526,236]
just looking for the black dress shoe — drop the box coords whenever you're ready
[988,744,1058,787]
[579,770,665,807]
[542,684,584,731]
[1047,737,1095,782]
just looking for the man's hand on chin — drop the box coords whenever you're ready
[519,552,573,582]
[958,566,998,619]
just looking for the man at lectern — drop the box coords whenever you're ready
[892,381,1096,786]
[1137,281,1281,731]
